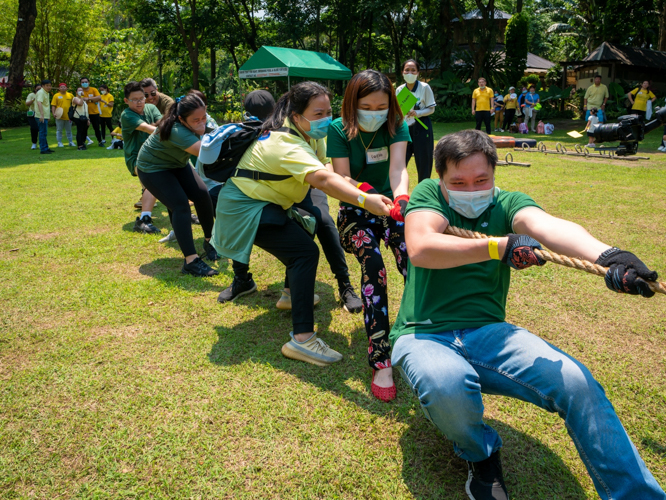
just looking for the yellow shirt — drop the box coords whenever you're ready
[51,92,74,119]
[100,93,114,118]
[232,118,327,210]
[472,87,494,111]
[503,94,517,110]
[630,88,655,112]
[111,126,123,139]
[82,87,101,115]
[584,84,609,108]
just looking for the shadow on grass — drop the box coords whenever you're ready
[642,437,666,458]
[139,257,229,292]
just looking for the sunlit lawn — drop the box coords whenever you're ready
[1,120,665,499]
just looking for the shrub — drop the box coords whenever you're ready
[431,105,472,123]
[0,105,28,128]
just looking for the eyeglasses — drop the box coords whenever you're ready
[129,97,146,103]
[144,91,157,97]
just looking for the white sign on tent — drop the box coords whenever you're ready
[239,67,289,79]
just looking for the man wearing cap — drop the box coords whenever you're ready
[35,79,54,154]
[51,83,75,147]
[140,78,174,115]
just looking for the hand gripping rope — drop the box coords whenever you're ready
[443,224,666,295]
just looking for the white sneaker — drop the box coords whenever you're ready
[86,137,94,145]
[659,146,665,152]
[68,142,75,147]
[57,142,64,147]
[31,143,36,150]
[106,145,114,150]
[158,230,177,244]
[499,128,504,132]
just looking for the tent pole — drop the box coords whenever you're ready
[288,75,291,89]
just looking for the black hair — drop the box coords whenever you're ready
[401,59,420,72]
[99,84,108,90]
[140,78,157,89]
[156,94,205,141]
[80,76,89,82]
[590,107,598,114]
[124,81,142,99]
[434,130,497,178]
[593,74,601,79]
[33,83,42,90]
[529,85,536,90]
[41,79,51,85]
[188,89,207,106]
[262,81,331,133]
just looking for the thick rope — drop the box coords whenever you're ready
[444,225,666,295]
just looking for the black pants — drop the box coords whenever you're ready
[475,111,491,134]
[74,118,89,147]
[100,117,114,141]
[234,204,319,334]
[632,109,646,120]
[137,166,214,257]
[209,184,222,213]
[502,109,516,130]
[89,114,102,143]
[405,117,434,183]
[28,116,39,144]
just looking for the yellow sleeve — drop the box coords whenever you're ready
[279,144,326,184]
[472,89,479,99]
[630,88,638,97]
[92,88,100,97]
[649,91,656,99]
[51,95,58,106]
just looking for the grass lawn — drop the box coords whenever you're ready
[1,120,665,499]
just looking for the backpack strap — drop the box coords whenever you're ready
[232,126,301,181]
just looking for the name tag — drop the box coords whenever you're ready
[366,147,388,164]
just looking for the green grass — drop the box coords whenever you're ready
[1,121,665,499]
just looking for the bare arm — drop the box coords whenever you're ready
[388,141,409,197]
[184,141,201,156]
[305,169,392,216]
[37,101,46,120]
[26,97,35,106]
[51,105,57,116]
[471,98,476,114]
[513,207,610,261]
[135,122,157,134]
[627,92,634,105]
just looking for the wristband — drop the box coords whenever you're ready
[488,238,500,260]
[357,193,366,208]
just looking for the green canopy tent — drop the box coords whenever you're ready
[239,46,352,88]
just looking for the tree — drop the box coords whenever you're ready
[4,0,37,105]
[504,12,528,87]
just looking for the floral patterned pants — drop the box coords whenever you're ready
[337,206,409,370]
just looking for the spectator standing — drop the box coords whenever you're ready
[525,85,540,132]
[493,91,504,132]
[395,59,436,183]
[140,78,174,115]
[35,79,54,154]
[71,88,90,150]
[516,86,528,124]
[584,75,609,123]
[99,84,115,142]
[51,83,75,147]
[627,81,656,119]
[471,77,494,134]
[80,77,104,146]
[502,86,518,131]
[25,83,42,150]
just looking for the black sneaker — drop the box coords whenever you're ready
[339,282,363,314]
[182,257,219,277]
[191,213,200,225]
[466,451,509,500]
[217,273,257,303]
[40,150,53,154]
[98,141,105,147]
[202,239,219,261]
[133,215,161,234]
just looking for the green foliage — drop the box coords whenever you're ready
[504,12,529,87]
[0,102,27,127]
[454,50,507,91]
[430,105,472,123]
[428,71,474,108]
[518,74,541,90]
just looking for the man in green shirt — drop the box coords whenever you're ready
[391,130,664,500]
[35,79,54,154]
[584,74,609,123]
[120,81,163,234]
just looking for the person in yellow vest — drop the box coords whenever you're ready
[627,81,656,120]
[50,83,75,147]
[99,84,115,143]
[79,76,104,146]
[471,77,494,134]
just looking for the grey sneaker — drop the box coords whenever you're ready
[217,273,257,303]
[466,450,509,500]
[158,230,177,243]
[276,289,320,310]
[181,257,218,277]
[281,332,343,366]
[339,282,363,314]
[133,215,161,234]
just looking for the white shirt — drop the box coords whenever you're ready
[395,80,436,127]
[587,114,599,133]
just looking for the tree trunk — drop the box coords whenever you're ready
[516,0,523,13]
[4,0,38,106]
[190,47,200,89]
[659,0,666,51]
[210,47,216,98]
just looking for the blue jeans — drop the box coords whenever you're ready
[392,323,666,500]
[38,120,49,152]
[586,108,605,123]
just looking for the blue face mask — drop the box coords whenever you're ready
[82,82,89,88]
[522,90,527,94]
[300,115,332,140]
[444,183,497,219]
[357,109,388,132]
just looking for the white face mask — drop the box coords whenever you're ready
[403,73,418,84]
[77,90,83,96]
[357,109,389,132]
[100,90,107,95]
[444,183,497,219]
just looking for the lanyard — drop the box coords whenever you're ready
[359,130,379,152]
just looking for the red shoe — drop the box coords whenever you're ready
[371,370,396,402]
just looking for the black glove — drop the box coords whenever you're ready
[596,247,658,298]
[501,234,546,270]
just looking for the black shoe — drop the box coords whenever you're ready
[133,215,161,234]
[339,282,363,314]
[182,257,219,277]
[466,451,509,500]
[217,273,257,303]
[191,213,200,225]
[98,141,105,147]
[202,239,219,261]
[40,150,53,154]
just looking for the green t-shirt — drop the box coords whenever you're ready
[121,104,162,175]
[389,178,541,346]
[136,122,200,173]
[326,117,411,206]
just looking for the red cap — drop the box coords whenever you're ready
[59,83,67,87]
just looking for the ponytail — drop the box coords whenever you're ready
[261,81,331,133]
[156,94,205,141]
